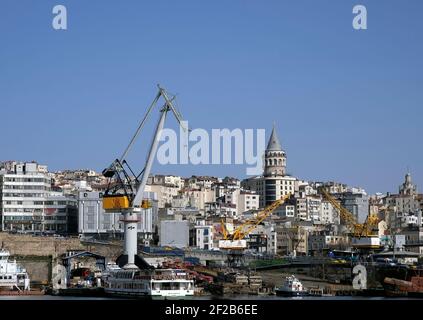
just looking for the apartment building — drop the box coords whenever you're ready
[0,161,77,234]
[195,220,214,250]
[77,191,157,244]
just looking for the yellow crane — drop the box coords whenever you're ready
[320,188,380,249]
[320,188,379,238]
[320,188,363,237]
[358,212,380,237]
[219,194,291,250]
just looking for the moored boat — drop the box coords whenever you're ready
[102,266,195,298]
[0,249,30,292]
[275,275,308,297]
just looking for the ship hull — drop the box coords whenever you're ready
[275,289,308,297]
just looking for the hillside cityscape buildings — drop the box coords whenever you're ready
[1,127,422,257]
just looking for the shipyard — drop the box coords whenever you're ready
[1,3,423,316]
[1,86,422,299]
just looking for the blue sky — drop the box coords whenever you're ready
[0,0,422,194]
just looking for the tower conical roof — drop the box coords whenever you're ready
[266,125,282,151]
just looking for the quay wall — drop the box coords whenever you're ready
[0,233,122,258]
[0,233,123,284]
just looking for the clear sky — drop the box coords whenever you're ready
[1,0,422,194]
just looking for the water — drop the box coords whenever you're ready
[0,295,419,300]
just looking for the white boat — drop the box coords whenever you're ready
[275,275,307,296]
[103,266,195,298]
[0,249,30,292]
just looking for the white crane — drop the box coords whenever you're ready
[102,85,188,269]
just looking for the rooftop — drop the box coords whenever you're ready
[266,125,282,151]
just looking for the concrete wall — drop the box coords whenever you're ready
[14,257,52,284]
[160,220,189,248]
[0,233,122,259]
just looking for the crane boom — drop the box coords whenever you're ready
[219,194,290,250]
[320,188,379,240]
[320,188,363,236]
[132,104,168,207]
[232,194,291,240]
[102,85,187,269]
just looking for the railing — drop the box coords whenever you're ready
[404,240,423,246]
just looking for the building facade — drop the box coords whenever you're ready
[160,220,190,248]
[195,221,214,250]
[77,191,157,244]
[0,162,77,234]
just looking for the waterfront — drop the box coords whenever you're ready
[0,295,420,300]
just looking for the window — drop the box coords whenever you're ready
[86,206,95,214]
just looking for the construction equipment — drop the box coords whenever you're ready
[101,84,188,269]
[221,218,228,240]
[320,188,363,237]
[219,194,291,250]
[319,188,380,249]
[359,212,380,237]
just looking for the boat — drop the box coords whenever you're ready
[0,249,30,292]
[383,276,423,297]
[102,265,195,298]
[275,275,308,296]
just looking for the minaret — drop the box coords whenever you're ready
[264,125,286,177]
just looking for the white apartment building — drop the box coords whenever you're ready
[298,181,317,196]
[320,200,339,224]
[187,176,219,189]
[238,191,260,216]
[0,162,77,234]
[295,198,308,221]
[275,203,295,218]
[148,175,185,190]
[171,195,190,208]
[224,190,260,217]
[213,180,240,200]
[243,176,298,208]
[145,184,180,208]
[195,221,214,250]
[307,196,322,223]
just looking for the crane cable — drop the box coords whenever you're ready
[119,91,161,162]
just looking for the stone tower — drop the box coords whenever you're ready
[399,172,417,196]
[264,125,286,177]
